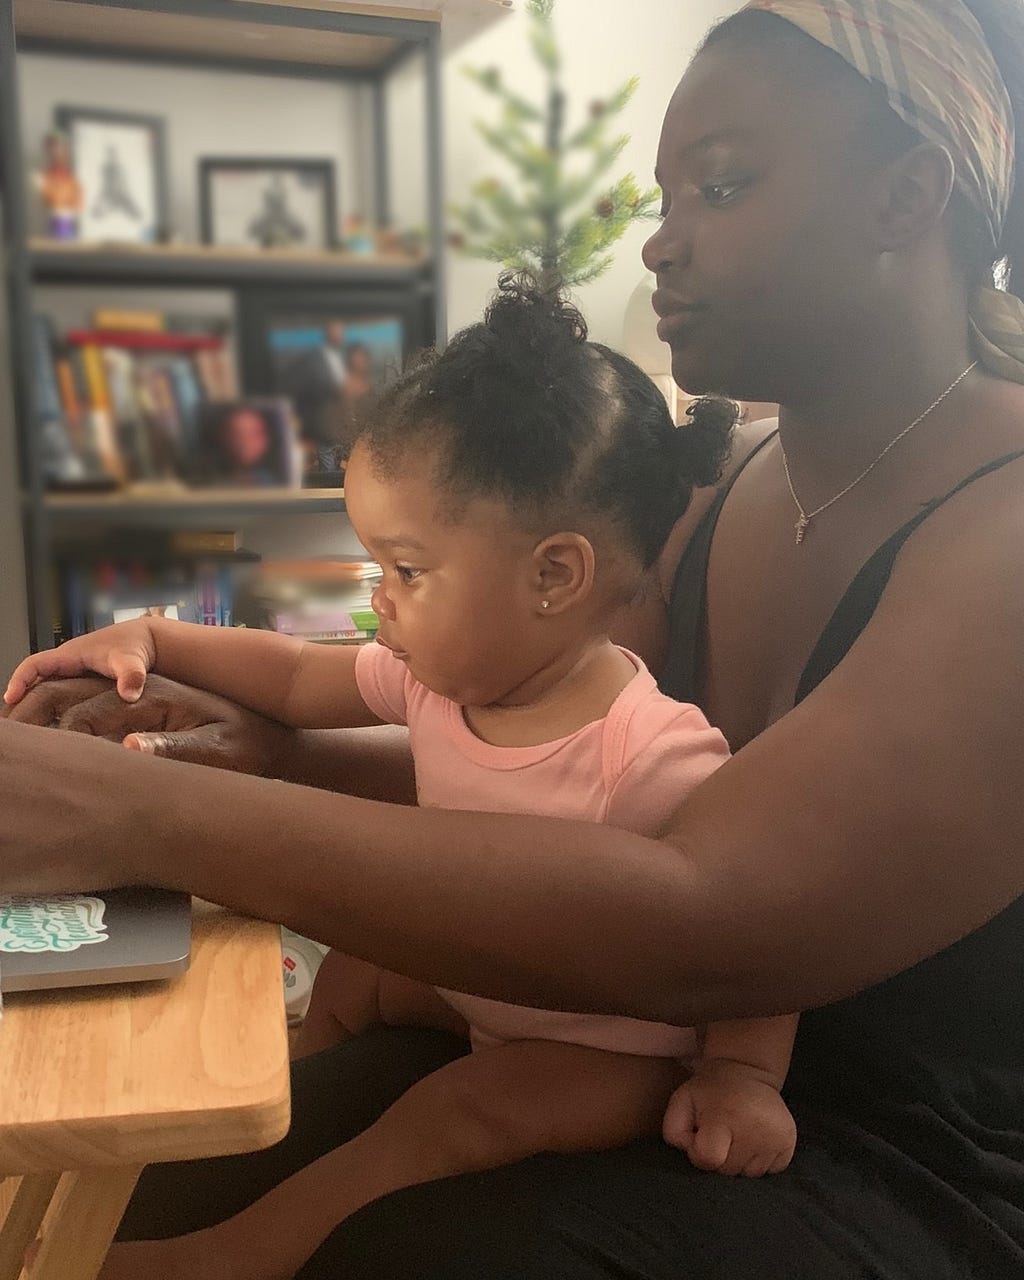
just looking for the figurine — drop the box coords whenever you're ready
[342,213,375,256]
[34,131,82,241]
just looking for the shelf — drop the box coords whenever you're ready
[15,0,512,70]
[30,239,432,290]
[16,1,408,74]
[43,486,347,525]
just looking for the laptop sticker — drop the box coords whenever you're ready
[0,896,109,953]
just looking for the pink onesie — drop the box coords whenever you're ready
[355,642,730,1057]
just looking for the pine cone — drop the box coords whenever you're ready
[595,197,615,219]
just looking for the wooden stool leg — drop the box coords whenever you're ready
[0,1175,59,1280]
[0,1178,23,1232]
[29,1166,142,1280]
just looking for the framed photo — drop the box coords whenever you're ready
[199,158,338,251]
[238,289,427,482]
[56,105,168,245]
[192,399,301,489]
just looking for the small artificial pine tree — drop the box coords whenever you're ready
[450,0,659,294]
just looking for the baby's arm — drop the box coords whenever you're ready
[5,618,380,730]
[664,1014,798,1176]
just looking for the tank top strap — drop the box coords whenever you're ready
[796,447,1024,704]
[658,429,779,703]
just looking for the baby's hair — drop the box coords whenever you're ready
[353,273,736,568]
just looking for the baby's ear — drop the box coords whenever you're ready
[531,532,595,616]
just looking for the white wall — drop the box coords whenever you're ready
[438,0,737,344]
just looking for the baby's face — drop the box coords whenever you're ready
[344,441,549,707]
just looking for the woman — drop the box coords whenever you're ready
[3,1,1024,1275]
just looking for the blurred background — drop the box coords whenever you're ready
[0,0,748,678]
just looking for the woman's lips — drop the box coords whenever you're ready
[653,296,710,343]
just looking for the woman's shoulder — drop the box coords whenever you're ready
[654,415,778,604]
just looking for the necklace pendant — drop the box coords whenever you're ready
[794,515,808,546]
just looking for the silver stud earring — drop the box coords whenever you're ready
[541,600,551,611]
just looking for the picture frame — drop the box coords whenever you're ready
[55,105,169,245]
[192,398,302,489]
[238,288,429,484]
[198,158,338,251]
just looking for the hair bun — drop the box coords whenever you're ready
[672,396,738,488]
[484,271,589,355]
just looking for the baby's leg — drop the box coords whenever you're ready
[374,1038,686,1170]
[99,1042,682,1280]
[295,952,468,1058]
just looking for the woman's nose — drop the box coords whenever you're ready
[371,582,395,621]
[642,209,688,275]
[642,224,671,274]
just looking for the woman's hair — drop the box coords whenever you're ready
[353,273,736,569]
[703,1,1024,298]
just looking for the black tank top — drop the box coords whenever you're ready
[661,437,1024,1264]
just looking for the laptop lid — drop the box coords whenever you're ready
[0,888,191,993]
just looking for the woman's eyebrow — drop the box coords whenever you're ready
[676,129,758,163]
[374,535,428,552]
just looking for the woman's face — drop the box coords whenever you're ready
[224,410,270,468]
[644,34,887,403]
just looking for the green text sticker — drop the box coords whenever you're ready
[0,895,109,953]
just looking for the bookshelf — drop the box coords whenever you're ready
[1,0,508,651]
[29,239,431,288]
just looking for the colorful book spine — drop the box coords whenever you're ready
[79,344,124,482]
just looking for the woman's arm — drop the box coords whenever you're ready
[2,473,1022,1023]
[0,674,416,801]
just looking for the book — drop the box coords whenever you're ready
[54,357,82,432]
[92,308,165,333]
[68,330,224,353]
[170,530,241,554]
[79,343,125,482]
[55,556,240,635]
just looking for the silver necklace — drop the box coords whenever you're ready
[781,360,978,545]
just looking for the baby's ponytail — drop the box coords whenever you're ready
[672,397,738,489]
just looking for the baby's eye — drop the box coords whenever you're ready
[396,564,422,584]
[701,179,746,207]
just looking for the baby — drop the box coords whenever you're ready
[6,276,797,1278]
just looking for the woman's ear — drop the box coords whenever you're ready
[531,532,595,616]
[871,141,955,251]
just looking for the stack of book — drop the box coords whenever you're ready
[52,530,256,643]
[252,557,381,644]
[33,308,237,489]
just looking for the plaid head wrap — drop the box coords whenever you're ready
[742,0,1024,383]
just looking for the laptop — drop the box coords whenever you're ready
[0,888,191,993]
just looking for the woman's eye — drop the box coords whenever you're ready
[701,180,745,207]
[396,565,421,584]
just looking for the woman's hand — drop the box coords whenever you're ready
[0,673,294,774]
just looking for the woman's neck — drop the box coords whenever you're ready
[776,319,976,507]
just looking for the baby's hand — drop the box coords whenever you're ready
[663,1058,796,1177]
[4,619,158,707]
